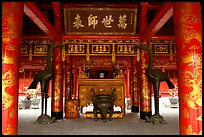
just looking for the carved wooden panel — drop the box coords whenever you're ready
[65,99,79,118]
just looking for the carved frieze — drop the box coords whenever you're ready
[63,39,140,56]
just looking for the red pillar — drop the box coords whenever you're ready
[126,67,130,98]
[2,2,24,135]
[138,2,152,119]
[173,2,202,135]
[73,69,78,99]
[65,55,73,118]
[139,48,152,120]
[131,56,140,112]
[51,46,64,119]
[51,5,64,119]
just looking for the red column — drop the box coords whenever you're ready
[173,2,202,135]
[139,49,152,120]
[131,56,140,112]
[2,2,24,135]
[126,67,130,98]
[73,69,78,99]
[51,42,64,119]
[65,55,73,118]
[51,3,64,119]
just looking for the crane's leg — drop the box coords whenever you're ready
[41,82,45,115]
[44,82,49,115]
[153,80,160,115]
[150,80,166,124]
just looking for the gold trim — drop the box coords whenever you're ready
[62,46,65,61]
[86,44,90,62]
[112,44,115,62]
[154,45,168,54]
[84,111,123,118]
[29,45,32,61]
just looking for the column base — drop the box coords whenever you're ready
[51,111,63,120]
[140,111,152,120]
[131,106,139,112]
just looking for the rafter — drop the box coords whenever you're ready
[24,2,61,42]
[142,2,173,41]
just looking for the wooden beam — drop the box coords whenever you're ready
[141,2,148,17]
[139,2,148,34]
[52,2,63,35]
[142,2,173,41]
[24,2,61,42]
[52,2,61,17]
[63,3,138,8]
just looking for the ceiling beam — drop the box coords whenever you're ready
[52,2,61,16]
[141,2,149,17]
[24,2,61,42]
[139,2,148,34]
[52,2,63,35]
[142,2,173,41]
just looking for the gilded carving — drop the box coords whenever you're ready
[22,40,52,44]
[66,100,79,118]
[2,3,22,43]
[177,4,202,47]
[84,112,123,119]
[63,39,140,56]
[53,87,61,101]
[91,45,110,53]
[181,54,202,109]
[52,107,60,112]
[86,44,90,62]
[183,30,201,45]
[154,45,168,54]
[112,44,115,62]
[29,45,32,61]
[53,74,61,102]
[182,107,190,118]
[78,74,89,79]
[20,45,28,54]
[196,115,202,121]
[34,45,48,54]
[3,124,14,135]
[136,48,140,62]
[184,124,202,135]
[181,53,202,67]
[114,74,125,79]
[2,56,15,64]
[150,39,175,44]
[2,69,14,110]
[55,64,61,71]
[6,45,16,50]
[117,45,135,54]
[170,43,173,61]
[9,107,17,118]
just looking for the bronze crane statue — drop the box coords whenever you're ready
[28,44,64,124]
[134,45,175,124]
